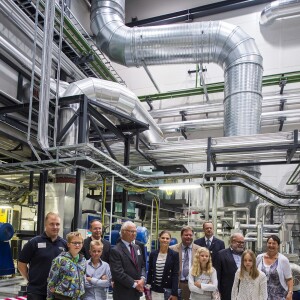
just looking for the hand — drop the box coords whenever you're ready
[135,279,145,292]
[286,292,293,300]
[194,281,201,288]
[101,275,108,280]
[50,287,55,293]
[86,276,92,282]
[168,296,178,300]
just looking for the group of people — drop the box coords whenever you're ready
[18,213,294,300]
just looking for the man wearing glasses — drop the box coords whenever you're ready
[18,212,67,300]
[110,221,146,300]
[215,232,245,300]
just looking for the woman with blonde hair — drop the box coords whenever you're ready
[232,249,267,300]
[188,247,218,300]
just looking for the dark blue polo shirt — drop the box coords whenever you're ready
[18,232,67,296]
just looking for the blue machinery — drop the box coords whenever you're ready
[0,222,15,276]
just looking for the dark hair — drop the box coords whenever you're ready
[89,219,102,228]
[202,221,213,229]
[266,234,281,245]
[159,230,171,238]
[181,226,194,236]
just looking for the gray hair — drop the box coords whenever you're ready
[120,221,136,238]
[229,232,244,244]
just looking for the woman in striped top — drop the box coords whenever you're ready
[147,230,179,300]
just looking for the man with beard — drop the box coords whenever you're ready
[215,232,245,300]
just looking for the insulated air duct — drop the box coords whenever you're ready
[260,0,300,25]
[90,0,263,206]
[61,78,163,145]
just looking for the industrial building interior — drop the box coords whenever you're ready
[0,0,300,297]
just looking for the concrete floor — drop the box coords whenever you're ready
[0,276,26,298]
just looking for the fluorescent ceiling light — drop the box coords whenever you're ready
[159,184,201,191]
[0,205,12,209]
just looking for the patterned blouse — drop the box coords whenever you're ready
[231,269,268,300]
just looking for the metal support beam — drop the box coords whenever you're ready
[122,137,130,218]
[56,108,79,143]
[89,117,117,160]
[37,170,48,235]
[73,168,83,230]
[78,95,88,144]
[286,130,299,164]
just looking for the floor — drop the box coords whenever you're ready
[0,276,146,300]
[0,276,26,298]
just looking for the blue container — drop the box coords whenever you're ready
[169,238,178,246]
[136,226,149,245]
[0,223,14,242]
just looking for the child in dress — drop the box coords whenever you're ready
[231,249,267,300]
[188,247,218,300]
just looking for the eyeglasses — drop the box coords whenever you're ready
[234,241,245,245]
[70,242,83,246]
[125,230,137,234]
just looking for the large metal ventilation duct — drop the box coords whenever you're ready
[260,0,300,25]
[90,0,263,207]
[61,78,163,145]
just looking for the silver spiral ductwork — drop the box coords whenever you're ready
[260,0,300,25]
[90,0,263,206]
[61,78,163,145]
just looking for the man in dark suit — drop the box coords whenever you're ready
[194,221,225,267]
[81,219,111,263]
[215,232,245,300]
[110,221,146,300]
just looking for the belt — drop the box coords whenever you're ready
[180,280,188,283]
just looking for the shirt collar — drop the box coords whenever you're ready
[122,239,131,247]
[182,243,192,250]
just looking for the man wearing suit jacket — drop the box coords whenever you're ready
[215,232,245,300]
[194,221,225,267]
[110,221,146,300]
[169,226,200,300]
[81,219,111,262]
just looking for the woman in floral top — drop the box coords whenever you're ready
[47,232,86,300]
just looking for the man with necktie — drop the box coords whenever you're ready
[170,226,200,300]
[110,221,146,300]
[215,232,245,300]
[194,221,225,267]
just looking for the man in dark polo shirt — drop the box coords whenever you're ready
[81,219,111,262]
[18,212,67,300]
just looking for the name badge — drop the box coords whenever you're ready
[38,242,46,248]
[137,249,141,255]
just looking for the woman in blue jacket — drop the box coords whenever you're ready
[147,230,179,300]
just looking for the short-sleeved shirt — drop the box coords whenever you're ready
[18,232,67,296]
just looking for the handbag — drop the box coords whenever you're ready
[164,288,182,300]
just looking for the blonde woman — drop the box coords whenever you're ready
[232,249,267,300]
[188,247,218,300]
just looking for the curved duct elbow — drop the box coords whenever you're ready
[91,0,263,207]
[260,0,300,26]
[61,78,163,145]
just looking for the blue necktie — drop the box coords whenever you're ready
[206,239,211,248]
[182,247,189,278]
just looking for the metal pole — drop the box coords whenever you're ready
[73,168,83,230]
[109,176,114,243]
[37,170,48,235]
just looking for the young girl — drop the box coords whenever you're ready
[188,247,218,300]
[84,240,111,300]
[231,249,267,300]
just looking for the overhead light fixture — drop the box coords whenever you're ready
[0,205,12,209]
[159,184,201,191]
